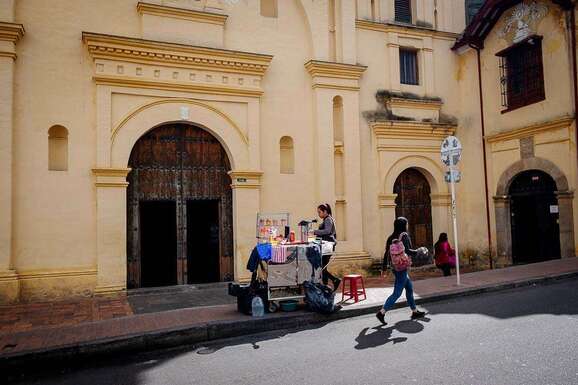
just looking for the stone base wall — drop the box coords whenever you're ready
[326,253,373,277]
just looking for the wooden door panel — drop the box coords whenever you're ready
[394,168,433,254]
[127,124,233,288]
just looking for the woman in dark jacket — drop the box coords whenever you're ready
[377,217,426,324]
[314,203,341,291]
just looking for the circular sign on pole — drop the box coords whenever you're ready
[441,136,462,167]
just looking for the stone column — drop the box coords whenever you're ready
[493,195,512,265]
[229,171,262,283]
[93,168,131,295]
[556,191,575,258]
[0,21,24,304]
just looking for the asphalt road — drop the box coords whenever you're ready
[10,279,578,385]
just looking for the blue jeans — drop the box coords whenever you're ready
[382,270,416,311]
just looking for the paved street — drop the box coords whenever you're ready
[9,278,578,385]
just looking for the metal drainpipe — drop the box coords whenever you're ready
[471,43,494,269]
[570,4,578,169]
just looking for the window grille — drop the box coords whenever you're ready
[497,36,545,111]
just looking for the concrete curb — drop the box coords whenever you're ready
[2,271,577,373]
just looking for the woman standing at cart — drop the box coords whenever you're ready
[377,217,426,324]
[314,203,341,291]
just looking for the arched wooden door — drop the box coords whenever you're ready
[394,168,433,252]
[127,123,233,288]
[509,170,560,264]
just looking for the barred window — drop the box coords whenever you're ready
[395,0,412,24]
[498,36,545,112]
[400,48,418,85]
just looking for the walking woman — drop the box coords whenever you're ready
[434,232,455,277]
[314,203,341,291]
[377,217,426,324]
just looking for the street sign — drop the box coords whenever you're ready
[441,135,462,286]
[444,170,461,183]
[441,136,462,167]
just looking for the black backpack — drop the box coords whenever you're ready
[303,281,335,314]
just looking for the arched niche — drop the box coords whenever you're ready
[110,99,250,170]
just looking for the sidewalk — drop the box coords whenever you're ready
[1,258,577,369]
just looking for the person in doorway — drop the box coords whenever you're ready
[377,217,426,324]
[434,233,454,277]
[314,203,341,291]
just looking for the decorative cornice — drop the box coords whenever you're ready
[376,144,439,153]
[92,167,132,177]
[228,170,263,178]
[94,75,263,98]
[355,19,459,41]
[0,51,17,60]
[378,193,398,208]
[82,32,273,76]
[93,167,131,187]
[485,117,574,143]
[372,120,456,140]
[0,22,25,43]
[556,190,575,199]
[312,83,360,91]
[387,97,443,110]
[228,170,263,189]
[304,60,367,80]
[430,193,451,207]
[137,2,228,26]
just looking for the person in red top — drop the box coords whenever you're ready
[434,233,455,277]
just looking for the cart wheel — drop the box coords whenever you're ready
[268,301,279,313]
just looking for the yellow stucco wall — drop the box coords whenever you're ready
[0,0,576,303]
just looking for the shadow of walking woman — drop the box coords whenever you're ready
[354,317,431,350]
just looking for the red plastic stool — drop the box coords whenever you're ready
[341,274,367,303]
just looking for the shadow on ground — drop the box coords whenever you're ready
[422,278,578,319]
[8,278,578,385]
[354,317,431,349]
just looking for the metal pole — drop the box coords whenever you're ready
[449,165,460,286]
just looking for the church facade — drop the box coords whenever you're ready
[1,0,576,303]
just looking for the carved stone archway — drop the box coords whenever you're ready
[494,157,574,261]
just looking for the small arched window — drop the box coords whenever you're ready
[279,136,294,174]
[48,125,68,171]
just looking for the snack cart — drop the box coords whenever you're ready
[229,213,333,313]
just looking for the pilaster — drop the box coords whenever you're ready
[93,168,131,295]
[0,20,24,304]
[305,60,367,254]
[228,170,263,282]
[556,190,575,258]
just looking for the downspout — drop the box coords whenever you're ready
[471,43,494,269]
[570,3,578,168]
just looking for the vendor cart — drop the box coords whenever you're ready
[229,244,334,313]
[229,213,335,313]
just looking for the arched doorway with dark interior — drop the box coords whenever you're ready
[509,169,561,264]
[393,168,433,254]
[126,123,234,289]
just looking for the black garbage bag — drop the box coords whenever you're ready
[303,281,335,314]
